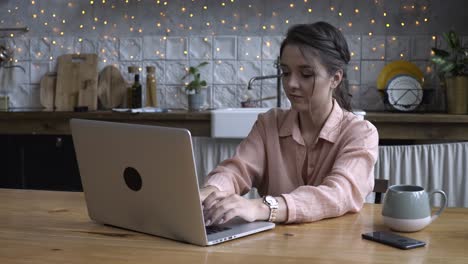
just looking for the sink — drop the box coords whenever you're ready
[210,108,366,138]
[211,108,271,138]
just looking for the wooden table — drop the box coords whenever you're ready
[1,189,467,263]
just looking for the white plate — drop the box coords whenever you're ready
[386,75,423,111]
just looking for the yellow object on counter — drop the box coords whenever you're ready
[0,95,8,111]
[377,60,424,90]
[145,66,157,107]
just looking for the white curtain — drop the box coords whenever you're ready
[376,142,468,207]
[193,137,468,207]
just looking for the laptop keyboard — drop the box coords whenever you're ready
[205,226,231,235]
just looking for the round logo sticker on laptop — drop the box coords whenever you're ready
[123,167,143,191]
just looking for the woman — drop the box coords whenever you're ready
[201,22,379,225]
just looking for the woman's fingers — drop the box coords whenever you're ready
[207,197,238,225]
[203,190,228,209]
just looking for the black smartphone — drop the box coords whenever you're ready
[362,231,426,250]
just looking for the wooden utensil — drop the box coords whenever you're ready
[39,72,57,110]
[55,54,98,111]
[97,65,128,109]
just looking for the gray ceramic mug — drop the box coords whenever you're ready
[382,185,447,232]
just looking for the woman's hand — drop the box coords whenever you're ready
[199,186,220,203]
[202,191,269,226]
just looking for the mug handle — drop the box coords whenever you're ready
[429,189,448,222]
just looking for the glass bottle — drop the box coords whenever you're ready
[131,73,142,108]
[126,66,137,108]
[145,66,157,107]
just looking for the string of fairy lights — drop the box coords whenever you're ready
[1,0,434,70]
[2,0,432,37]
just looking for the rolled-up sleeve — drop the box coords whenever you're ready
[204,118,267,196]
[282,122,379,223]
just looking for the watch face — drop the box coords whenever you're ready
[265,196,278,206]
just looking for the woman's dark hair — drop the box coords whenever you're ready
[280,22,352,111]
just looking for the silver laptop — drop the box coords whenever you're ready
[70,119,274,246]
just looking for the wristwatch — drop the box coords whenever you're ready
[263,195,279,222]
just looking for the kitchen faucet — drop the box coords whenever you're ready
[243,57,282,108]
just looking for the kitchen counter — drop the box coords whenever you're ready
[0,110,211,136]
[1,110,468,141]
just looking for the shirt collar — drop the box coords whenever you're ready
[278,100,343,144]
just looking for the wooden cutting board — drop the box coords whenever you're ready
[39,72,57,110]
[55,54,98,111]
[97,65,128,109]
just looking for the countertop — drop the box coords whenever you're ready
[1,110,468,140]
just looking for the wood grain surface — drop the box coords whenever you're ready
[39,72,57,110]
[0,189,467,264]
[55,54,98,111]
[97,65,127,109]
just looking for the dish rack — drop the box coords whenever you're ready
[378,87,436,112]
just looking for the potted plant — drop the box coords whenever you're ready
[431,30,468,114]
[181,62,209,111]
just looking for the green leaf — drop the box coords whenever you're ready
[430,56,448,66]
[441,62,456,73]
[200,80,207,86]
[197,61,209,68]
[432,48,450,57]
[189,67,197,74]
[447,30,460,50]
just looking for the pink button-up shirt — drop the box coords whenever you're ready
[204,101,379,223]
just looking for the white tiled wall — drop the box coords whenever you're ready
[1,32,462,111]
[0,0,466,111]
